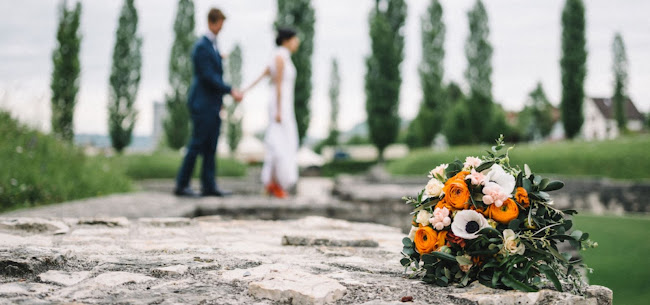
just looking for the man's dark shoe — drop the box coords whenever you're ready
[201,189,233,197]
[174,187,200,198]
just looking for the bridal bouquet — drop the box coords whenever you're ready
[400,136,596,294]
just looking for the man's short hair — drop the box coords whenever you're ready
[208,8,226,24]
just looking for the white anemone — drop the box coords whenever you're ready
[451,210,490,240]
[485,164,516,194]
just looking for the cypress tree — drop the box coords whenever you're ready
[163,0,195,150]
[225,45,243,153]
[50,1,82,143]
[108,0,142,153]
[518,82,554,141]
[464,0,494,143]
[560,0,587,139]
[412,0,445,147]
[275,0,315,145]
[612,32,628,131]
[327,58,340,146]
[365,0,407,161]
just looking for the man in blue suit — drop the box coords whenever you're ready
[174,8,243,197]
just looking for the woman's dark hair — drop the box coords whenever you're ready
[275,27,297,46]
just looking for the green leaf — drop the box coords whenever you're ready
[478,227,501,237]
[539,178,550,191]
[522,179,532,192]
[501,273,538,292]
[400,258,411,267]
[524,164,532,178]
[402,237,413,248]
[476,161,495,172]
[422,254,438,265]
[508,219,521,231]
[543,181,565,192]
[429,251,457,262]
[539,264,563,292]
[456,255,473,266]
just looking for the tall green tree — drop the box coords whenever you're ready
[518,82,555,141]
[326,58,340,146]
[225,44,243,153]
[612,32,628,131]
[464,0,494,143]
[108,0,142,153]
[560,0,587,139]
[442,82,470,146]
[274,0,315,145]
[365,0,407,161]
[163,0,195,150]
[410,0,445,148]
[50,1,82,142]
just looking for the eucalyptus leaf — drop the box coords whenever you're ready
[502,273,538,292]
[400,258,411,267]
[402,237,413,248]
[543,181,565,192]
[476,161,495,172]
[456,256,473,266]
[524,164,532,178]
[539,178,550,191]
[429,251,457,262]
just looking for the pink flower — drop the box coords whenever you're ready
[467,169,486,186]
[429,207,452,231]
[464,157,482,170]
[482,182,511,207]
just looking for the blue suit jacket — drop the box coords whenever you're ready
[188,36,232,118]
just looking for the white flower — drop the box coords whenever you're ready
[428,164,448,180]
[424,178,444,198]
[467,169,486,186]
[502,229,525,255]
[451,210,490,240]
[463,156,482,170]
[482,164,515,207]
[416,210,432,226]
[485,164,516,194]
[408,226,418,241]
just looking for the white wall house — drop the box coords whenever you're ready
[581,97,645,141]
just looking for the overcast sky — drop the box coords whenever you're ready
[1,0,649,138]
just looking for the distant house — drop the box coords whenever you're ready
[582,97,645,140]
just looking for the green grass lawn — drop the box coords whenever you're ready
[387,136,650,180]
[105,151,247,180]
[573,213,650,305]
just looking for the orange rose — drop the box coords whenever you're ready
[451,171,471,180]
[487,198,519,224]
[442,176,470,210]
[414,226,438,254]
[515,187,530,208]
[436,230,448,250]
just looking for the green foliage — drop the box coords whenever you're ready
[409,0,446,148]
[560,0,587,139]
[327,58,341,146]
[345,135,371,145]
[365,0,407,161]
[50,1,82,143]
[518,82,555,141]
[0,111,131,212]
[108,0,142,153]
[163,0,195,150]
[612,32,628,131]
[465,0,494,143]
[275,0,315,145]
[574,214,650,305]
[320,160,377,177]
[387,136,650,180]
[225,45,243,153]
[443,98,472,146]
[108,151,246,180]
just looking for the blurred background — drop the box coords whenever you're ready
[1,0,649,304]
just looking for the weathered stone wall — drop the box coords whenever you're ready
[0,216,612,305]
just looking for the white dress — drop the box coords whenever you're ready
[261,47,299,189]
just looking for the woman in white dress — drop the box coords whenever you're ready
[244,28,300,198]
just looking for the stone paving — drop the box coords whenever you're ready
[0,216,611,305]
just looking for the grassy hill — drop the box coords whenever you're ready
[387,136,650,180]
[0,111,132,212]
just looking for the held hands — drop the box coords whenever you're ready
[231,89,244,102]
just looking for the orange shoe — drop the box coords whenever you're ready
[272,184,288,199]
[265,182,278,196]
